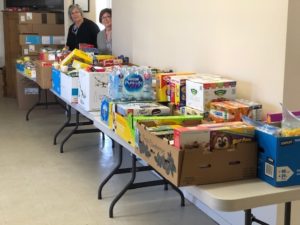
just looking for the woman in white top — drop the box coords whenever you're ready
[97,8,112,55]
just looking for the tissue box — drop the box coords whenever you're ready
[116,102,171,116]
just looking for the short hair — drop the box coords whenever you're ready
[99,8,112,23]
[68,4,84,20]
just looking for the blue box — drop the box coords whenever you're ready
[16,63,25,73]
[20,35,41,45]
[257,130,300,187]
[51,68,61,95]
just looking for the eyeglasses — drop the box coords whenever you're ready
[101,15,111,20]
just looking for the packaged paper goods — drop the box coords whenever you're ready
[186,76,236,112]
[60,71,79,103]
[108,66,154,101]
[116,102,171,116]
[136,121,257,186]
[78,69,109,111]
[209,101,250,122]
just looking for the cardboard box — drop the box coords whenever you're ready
[186,77,236,112]
[60,72,79,103]
[16,71,39,109]
[51,68,61,95]
[257,130,300,187]
[19,12,64,25]
[19,35,41,45]
[156,72,195,102]
[100,96,115,129]
[136,122,257,186]
[78,69,109,111]
[116,102,171,116]
[209,101,250,123]
[18,24,34,34]
[114,114,203,147]
[35,60,53,89]
[32,24,64,36]
[19,12,42,24]
[21,45,41,56]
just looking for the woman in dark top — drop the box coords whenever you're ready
[66,4,100,50]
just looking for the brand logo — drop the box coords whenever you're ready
[191,88,197,95]
[124,74,144,92]
[280,139,293,146]
[214,90,226,96]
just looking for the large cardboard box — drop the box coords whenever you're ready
[35,60,53,89]
[136,122,257,186]
[19,12,64,25]
[257,130,300,187]
[61,72,79,103]
[186,77,236,112]
[18,24,34,34]
[16,71,39,110]
[32,24,64,36]
[21,45,41,56]
[78,70,109,111]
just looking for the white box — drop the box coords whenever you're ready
[78,69,109,111]
[61,72,79,103]
[186,77,236,112]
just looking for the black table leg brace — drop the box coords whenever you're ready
[59,110,101,153]
[98,143,185,218]
[26,88,59,121]
[245,202,291,225]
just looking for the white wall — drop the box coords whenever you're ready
[0,0,5,67]
[113,0,289,115]
[112,1,294,224]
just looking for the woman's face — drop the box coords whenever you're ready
[101,12,112,28]
[71,8,83,23]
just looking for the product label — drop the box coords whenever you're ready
[124,74,144,92]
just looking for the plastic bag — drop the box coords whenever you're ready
[242,116,281,136]
[281,104,300,137]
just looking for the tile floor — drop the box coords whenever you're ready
[0,96,217,225]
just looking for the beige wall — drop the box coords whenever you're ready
[283,0,300,111]
[0,0,4,67]
[113,0,289,115]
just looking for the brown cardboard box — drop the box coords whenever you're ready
[18,24,34,34]
[19,12,64,25]
[136,122,257,186]
[34,60,53,89]
[21,45,41,56]
[16,71,39,110]
[19,12,42,24]
[32,24,64,36]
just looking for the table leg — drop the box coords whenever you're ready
[244,209,269,225]
[109,153,137,218]
[26,87,42,121]
[98,144,123,199]
[284,202,291,225]
[53,104,71,145]
[60,110,80,153]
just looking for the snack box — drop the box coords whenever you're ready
[235,99,262,121]
[60,49,92,66]
[116,102,171,116]
[155,72,195,102]
[136,121,257,186]
[174,126,210,151]
[209,101,250,122]
[180,106,206,117]
[186,77,236,112]
[266,110,300,123]
[114,114,203,147]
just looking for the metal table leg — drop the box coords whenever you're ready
[60,110,80,153]
[109,154,138,218]
[26,87,42,121]
[284,202,291,225]
[53,104,71,145]
[244,209,269,225]
[98,144,123,199]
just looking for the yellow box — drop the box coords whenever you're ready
[61,49,92,66]
[72,59,90,69]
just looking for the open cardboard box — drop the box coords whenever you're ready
[136,121,257,187]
